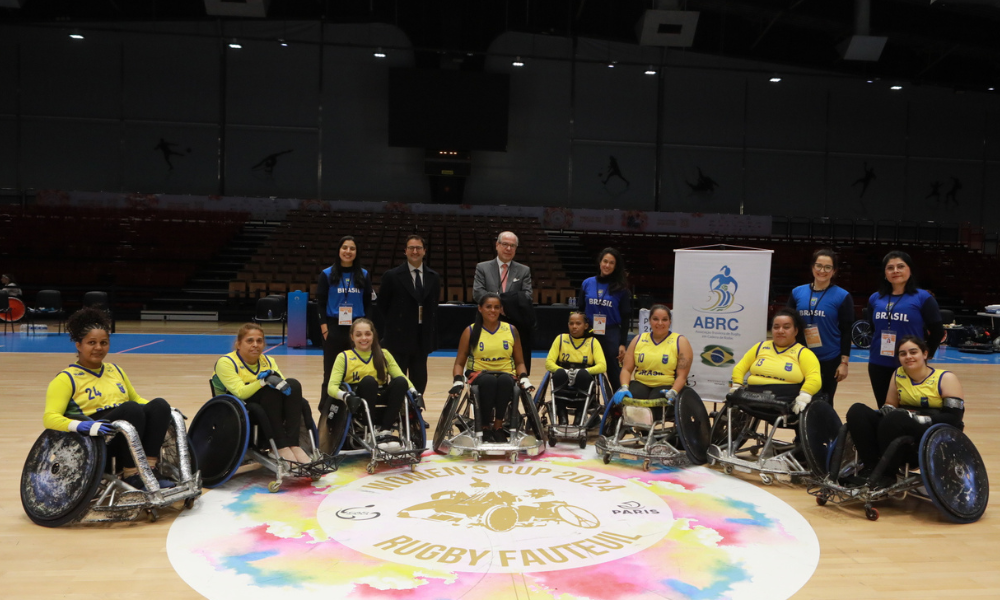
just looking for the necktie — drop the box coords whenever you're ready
[500,263,508,292]
[414,269,424,296]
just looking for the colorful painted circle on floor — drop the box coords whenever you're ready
[167,449,819,599]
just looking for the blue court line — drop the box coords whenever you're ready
[2,332,999,364]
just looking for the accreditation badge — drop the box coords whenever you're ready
[593,315,607,335]
[339,304,353,326]
[880,330,897,357]
[804,325,822,348]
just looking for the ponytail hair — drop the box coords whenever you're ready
[349,318,387,383]
[470,292,502,353]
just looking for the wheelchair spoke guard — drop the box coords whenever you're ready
[188,395,251,488]
[919,424,989,524]
[675,388,711,465]
[21,430,107,527]
[800,400,842,478]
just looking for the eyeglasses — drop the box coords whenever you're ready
[813,263,834,272]
[406,246,424,251]
[498,242,518,249]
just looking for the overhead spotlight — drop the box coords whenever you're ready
[607,61,617,68]
[228,39,242,49]
[278,38,288,47]
[769,77,782,83]
[373,47,386,58]
[890,85,903,90]
[69,33,84,40]
[867,80,874,84]
[644,66,657,75]
[990,87,996,91]
[512,56,524,67]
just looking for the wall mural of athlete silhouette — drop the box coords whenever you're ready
[251,149,294,182]
[154,138,191,171]
[686,167,719,195]
[597,155,631,196]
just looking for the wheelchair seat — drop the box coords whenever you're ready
[434,382,546,461]
[333,382,426,474]
[534,371,608,449]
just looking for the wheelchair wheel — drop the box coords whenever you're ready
[800,400,842,478]
[405,394,427,451]
[159,420,198,486]
[520,387,546,443]
[433,391,464,455]
[851,320,873,349]
[188,395,250,488]
[828,428,860,481]
[710,402,753,448]
[675,388,711,465]
[21,430,106,527]
[919,424,989,524]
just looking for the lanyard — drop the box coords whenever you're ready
[341,274,353,304]
[807,284,830,325]
[885,294,901,323]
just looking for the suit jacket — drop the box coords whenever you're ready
[377,262,440,355]
[473,259,532,304]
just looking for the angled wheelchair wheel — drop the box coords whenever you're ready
[919,424,989,524]
[158,418,197,486]
[851,320,873,349]
[405,394,427,451]
[675,388,711,465]
[710,402,753,448]
[433,390,464,455]
[21,430,107,527]
[520,387,546,442]
[800,400,842,478]
[188,395,250,488]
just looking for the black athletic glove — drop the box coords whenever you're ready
[264,373,291,396]
[345,393,363,413]
[449,374,466,396]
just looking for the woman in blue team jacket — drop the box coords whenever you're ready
[577,247,631,391]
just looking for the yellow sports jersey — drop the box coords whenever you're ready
[895,367,949,409]
[732,342,822,395]
[545,334,607,375]
[212,351,283,400]
[467,323,516,375]
[43,363,148,432]
[633,332,682,387]
[327,348,410,396]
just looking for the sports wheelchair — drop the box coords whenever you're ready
[595,387,710,471]
[321,383,426,474]
[706,388,818,485]
[433,378,546,462]
[21,408,201,526]
[532,370,610,448]
[188,391,336,493]
[801,402,989,522]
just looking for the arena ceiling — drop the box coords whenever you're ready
[3,0,1000,90]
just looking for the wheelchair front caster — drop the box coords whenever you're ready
[578,438,587,450]
[366,463,376,475]
[642,459,651,472]
[865,506,879,521]
[723,464,734,475]
[147,508,158,523]
[602,454,611,465]
[509,452,518,464]
[472,452,480,462]
[548,435,558,447]
[816,496,827,507]
[184,497,196,510]
[410,464,416,473]
[759,473,773,485]
[268,481,281,493]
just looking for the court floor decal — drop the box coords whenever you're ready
[167,448,819,600]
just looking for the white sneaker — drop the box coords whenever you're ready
[378,441,402,451]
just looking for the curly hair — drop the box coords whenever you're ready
[67,307,112,342]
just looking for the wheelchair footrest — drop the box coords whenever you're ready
[708,444,809,476]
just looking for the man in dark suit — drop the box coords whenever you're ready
[378,235,440,395]
[473,231,536,374]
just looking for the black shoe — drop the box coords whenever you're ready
[481,429,495,443]
[493,428,510,443]
[151,468,177,489]
[557,408,569,426]
[123,473,146,491]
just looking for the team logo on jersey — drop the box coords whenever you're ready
[785,363,793,372]
[503,341,509,350]
[597,288,605,297]
[662,354,670,364]
[700,345,735,367]
[810,296,818,307]
[698,266,744,314]
[117,383,126,394]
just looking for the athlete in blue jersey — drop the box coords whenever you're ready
[865,251,943,407]
[577,247,631,390]
[316,235,373,412]
[787,249,854,405]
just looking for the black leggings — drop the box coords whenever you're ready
[246,378,305,448]
[596,327,621,392]
[321,320,353,407]
[847,403,931,473]
[92,398,171,469]
[817,358,841,406]
[473,372,515,424]
[551,368,595,396]
[868,363,897,408]
[353,376,408,430]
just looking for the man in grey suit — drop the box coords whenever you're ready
[473,231,536,374]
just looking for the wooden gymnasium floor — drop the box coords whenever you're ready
[2,321,999,600]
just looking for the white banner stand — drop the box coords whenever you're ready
[672,245,773,403]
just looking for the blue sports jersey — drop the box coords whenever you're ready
[867,289,940,368]
[581,277,628,328]
[789,284,851,362]
[323,267,368,319]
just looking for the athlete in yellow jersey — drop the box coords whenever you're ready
[451,293,534,442]
[545,312,607,425]
[846,335,966,487]
[614,305,693,408]
[326,318,422,450]
[730,308,821,414]
[214,323,312,464]
[42,308,175,490]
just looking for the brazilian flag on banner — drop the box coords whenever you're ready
[701,345,735,367]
